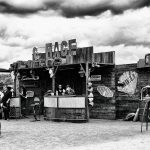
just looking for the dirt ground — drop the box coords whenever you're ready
[0,117,150,150]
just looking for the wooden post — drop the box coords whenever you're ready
[0,122,1,137]
[85,62,89,121]
[14,72,17,96]
[52,67,56,93]
[52,76,55,93]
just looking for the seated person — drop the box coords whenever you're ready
[56,84,65,95]
[65,85,75,95]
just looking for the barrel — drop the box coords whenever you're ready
[139,100,150,122]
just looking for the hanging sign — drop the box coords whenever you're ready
[90,75,101,81]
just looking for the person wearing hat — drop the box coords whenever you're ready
[1,85,12,120]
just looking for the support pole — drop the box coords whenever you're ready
[14,74,17,96]
[52,76,55,93]
[0,122,1,137]
[85,62,89,122]
[146,101,150,131]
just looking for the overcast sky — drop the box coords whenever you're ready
[0,0,150,69]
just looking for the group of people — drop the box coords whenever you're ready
[0,82,94,120]
[0,85,13,120]
[55,83,94,106]
[56,84,75,96]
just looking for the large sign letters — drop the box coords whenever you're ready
[45,39,77,59]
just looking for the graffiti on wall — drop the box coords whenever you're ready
[97,85,114,98]
[117,71,138,95]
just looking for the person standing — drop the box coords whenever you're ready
[20,86,27,117]
[1,85,12,120]
[0,91,4,119]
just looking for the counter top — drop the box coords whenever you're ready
[44,96,86,108]
[44,95,84,98]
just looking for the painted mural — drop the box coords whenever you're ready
[117,71,138,95]
[97,85,114,98]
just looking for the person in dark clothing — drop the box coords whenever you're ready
[1,86,12,120]
[20,86,27,117]
[56,84,65,95]
[0,91,3,119]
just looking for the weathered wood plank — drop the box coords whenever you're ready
[93,51,115,64]
[73,47,93,64]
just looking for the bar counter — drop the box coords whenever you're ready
[44,95,87,121]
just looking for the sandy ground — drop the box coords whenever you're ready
[0,117,150,150]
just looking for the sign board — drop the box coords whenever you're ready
[46,39,77,60]
[90,75,101,81]
[10,97,20,107]
[145,54,150,65]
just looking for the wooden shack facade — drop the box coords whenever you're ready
[115,64,139,119]
[10,39,116,120]
[9,38,150,120]
[115,53,150,119]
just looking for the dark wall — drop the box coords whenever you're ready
[55,67,86,95]
[20,69,51,98]
[90,66,116,120]
[115,64,139,119]
[18,63,150,119]
[19,68,51,114]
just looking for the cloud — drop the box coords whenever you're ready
[94,45,150,65]
[0,0,150,17]
[0,2,150,68]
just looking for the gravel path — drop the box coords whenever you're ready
[0,118,150,150]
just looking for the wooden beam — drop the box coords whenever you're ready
[85,62,89,121]
[14,75,17,96]
[52,76,55,93]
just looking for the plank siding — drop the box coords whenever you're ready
[93,51,115,64]
[73,47,93,64]
[90,66,116,119]
[115,64,139,119]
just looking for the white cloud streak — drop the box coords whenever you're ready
[0,1,150,69]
